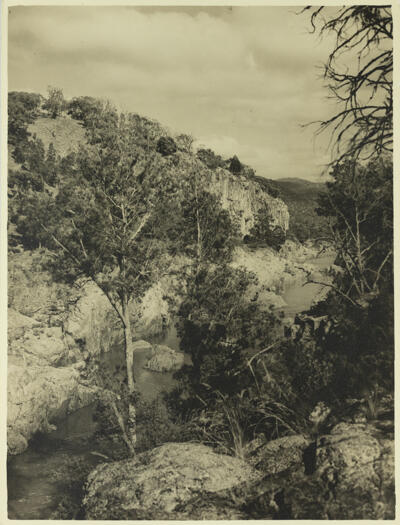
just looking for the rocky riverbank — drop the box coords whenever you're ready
[82,416,394,520]
[7,309,97,455]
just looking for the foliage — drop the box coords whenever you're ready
[67,95,103,127]
[16,106,181,453]
[245,205,285,250]
[178,189,238,263]
[286,161,394,402]
[229,155,242,174]
[156,136,177,156]
[175,133,194,153]
[49,456,94,520]
[196,147,225,170]
[317,158,392,308]
[304,6,392,163]
[43,86,66,119]
[298,7,394,406]
[272,178,329,241]
[8,91,42,146]
[167,263,297,450]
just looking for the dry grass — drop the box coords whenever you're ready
[28,116,86,157]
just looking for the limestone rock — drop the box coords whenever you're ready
[207,169,289,236]
[84,442,261,520]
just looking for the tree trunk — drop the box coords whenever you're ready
[122,302,137,454]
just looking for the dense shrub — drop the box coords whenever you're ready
[8,91,42,147]
[156,136,177,156]
[245,205,286,250]
[229,155,242,174]
[67,96,103,127]
[196,148,225,170]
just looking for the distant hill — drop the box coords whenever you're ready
[264,177,329,242]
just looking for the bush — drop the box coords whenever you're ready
[67,96,103,127]
[156,136,177,156]
[196,148,225,170]
[245,205,286,250]
[229,155,242,174]
[42,86,66,119]
[8,91,42,146]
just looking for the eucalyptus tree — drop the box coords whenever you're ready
[304,5,392,163]
[32,108,177,454]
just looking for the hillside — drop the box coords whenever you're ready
[28,115,86,156]
[9,97,290,239]
[267,177,329,242]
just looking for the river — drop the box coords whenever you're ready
[7,327,184,520]
[7,253,334,519]
[282,254,335,318]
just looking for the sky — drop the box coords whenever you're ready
[8,6,342,181]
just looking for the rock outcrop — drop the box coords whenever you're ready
[8,308,96,455]
[269,422,395,520]
[246,434,311,475]
[8,356,95,455]
[83,442,261,520]
[145,344,185,372]
[206,169,289,236]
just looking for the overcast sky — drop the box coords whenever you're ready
[9,6,341,181]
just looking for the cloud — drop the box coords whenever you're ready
[8,6,342,180]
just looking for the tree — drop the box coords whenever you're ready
[175,133,194,153]
[43,86,66,119]
[156,136,177,157]
[315,158,392,308]
[196,148,225,170]
[229,155,242,174]
[8,91,42,146]
[245,204,285,250]
[304,6,392,163]
[27,109,174,454]
[67,95,103,126]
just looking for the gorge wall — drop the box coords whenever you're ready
[206,168,289,236]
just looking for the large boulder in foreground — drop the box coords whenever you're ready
[283,423,395,520]
[84,442,261,520]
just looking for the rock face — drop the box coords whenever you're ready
[313,423,395,518]
[7,358,95,455]
[280,423,395,520]
[7,308,96,455]
[206,169,289,236]
[84,442,261,520]
[145,344,185,372]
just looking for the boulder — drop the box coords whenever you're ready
[84,442,261,520]
[247,434,311,475]
[145,344,184,372]
[312,423,395,519]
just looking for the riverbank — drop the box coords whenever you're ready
[7,242,337,518]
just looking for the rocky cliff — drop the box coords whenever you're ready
[26,115,290,239]
[206,169,289,236]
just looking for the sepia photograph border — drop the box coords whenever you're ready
[1,0,398,523]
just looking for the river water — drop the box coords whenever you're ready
[282,254,335,318]
[7,254,334,519]
[7,328,183,520]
